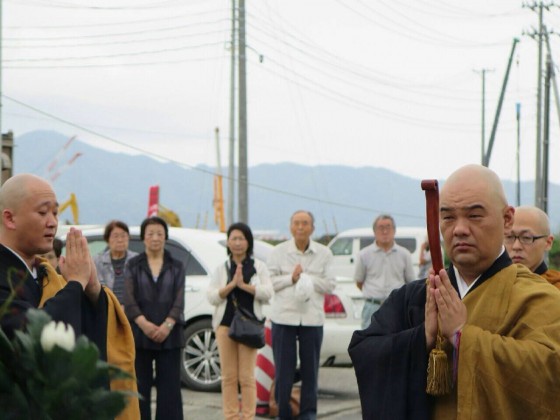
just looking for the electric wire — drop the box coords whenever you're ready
[5,29,228,49]
[5,8,226,29]
[334,0,512,48]
[4,94,424,219]
[6,40,225,62]
[5,18,230,41]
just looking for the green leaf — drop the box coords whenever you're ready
[0,360,15,392]
[9,382,32,418]
[87,389,128,419]
[70,337,99,381]
[25,309,52,340]
[0,328,15,363]
[41,347,74,385]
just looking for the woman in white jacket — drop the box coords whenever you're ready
[207,222,273,420]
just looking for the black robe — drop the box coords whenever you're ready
[348,252,512,420]
[0,244,108,363]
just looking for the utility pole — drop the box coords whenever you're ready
[237,0,248,224]
[524,1,553,208]
[228,0,237,227]
[214,127,226,232]
[474,68,493,164]
[483,38,519,167]
[516,102,521,207]
[535,2,544,208]
[542,54,551,213]
[0,0,3,184]
[544,27,560,136]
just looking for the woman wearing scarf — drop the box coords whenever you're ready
[207,222,273,420]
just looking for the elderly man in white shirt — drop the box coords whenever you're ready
[355,214,415,329]
[267,210,335,420]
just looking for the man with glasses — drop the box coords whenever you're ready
[354,214,415,329]
[505,205,560,289]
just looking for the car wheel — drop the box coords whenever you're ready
[181,318,221,392]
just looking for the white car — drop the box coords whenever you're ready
[326,227,430,323]
[59,226,358,391]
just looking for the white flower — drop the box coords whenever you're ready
[40,321,76,352]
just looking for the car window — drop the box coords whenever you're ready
[359,237,374,250]
[395,237,417,254]
[61,236,108,257]
[128,238,207,276]
[218,239,272,263]
[329,238,353,256]
[63,235,207,276]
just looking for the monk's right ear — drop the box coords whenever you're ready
[503,205,515,230]
[2,209,17,230]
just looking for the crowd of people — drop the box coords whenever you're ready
[2,164,560,420]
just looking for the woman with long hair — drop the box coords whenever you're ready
[207,222,273,420]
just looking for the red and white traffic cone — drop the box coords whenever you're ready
[255,318,274,416]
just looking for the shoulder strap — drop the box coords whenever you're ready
[225,261,238,306]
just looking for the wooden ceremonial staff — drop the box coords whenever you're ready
[421,179,451,396]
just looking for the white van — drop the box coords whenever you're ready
[327,226,428,279]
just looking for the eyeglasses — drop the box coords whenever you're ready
[110,233,128,240]
[504,234,547,245]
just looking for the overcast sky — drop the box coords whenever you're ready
[4,0,560,188]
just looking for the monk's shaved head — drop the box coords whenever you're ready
[0,174,58,266]
[505,205,554,272]
[439,164,514,282]
[440,164,507,208]
[0,174,50,213]
[514,206,550,235]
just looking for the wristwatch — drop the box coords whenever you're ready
[164,321,174,330]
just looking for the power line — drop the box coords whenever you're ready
[5,29,228,49]
[9,0,201,11]
[5,40,225,62]
[4,7,226,29]
[4,54,224,68]
[334,0,512,48]
[5,18,229,41]
[3,94,423,219]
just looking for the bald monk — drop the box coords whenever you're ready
[0,174,139,419]
[505,205,560,289]
[348,165,560,419]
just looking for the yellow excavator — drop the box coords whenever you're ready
[148,185,182,227]
[59,193,79,225]
[158,203,182,227]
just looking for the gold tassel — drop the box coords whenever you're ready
[426,334,452,396]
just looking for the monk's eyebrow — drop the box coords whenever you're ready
[508,229,531,235]
[440,204,485,212]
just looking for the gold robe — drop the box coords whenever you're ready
[541,268,560,290]
[433,264,560,419]
[38,259,140,420]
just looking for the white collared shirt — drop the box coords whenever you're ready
[455,246,506,299]
[3,245,37,278]
[267,238,336,326]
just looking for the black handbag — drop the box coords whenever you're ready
[229,303,265,349]
[225,262,265,349]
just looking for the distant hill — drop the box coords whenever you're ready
[13,130,560,237]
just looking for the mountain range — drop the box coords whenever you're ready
[13,130,560,237]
